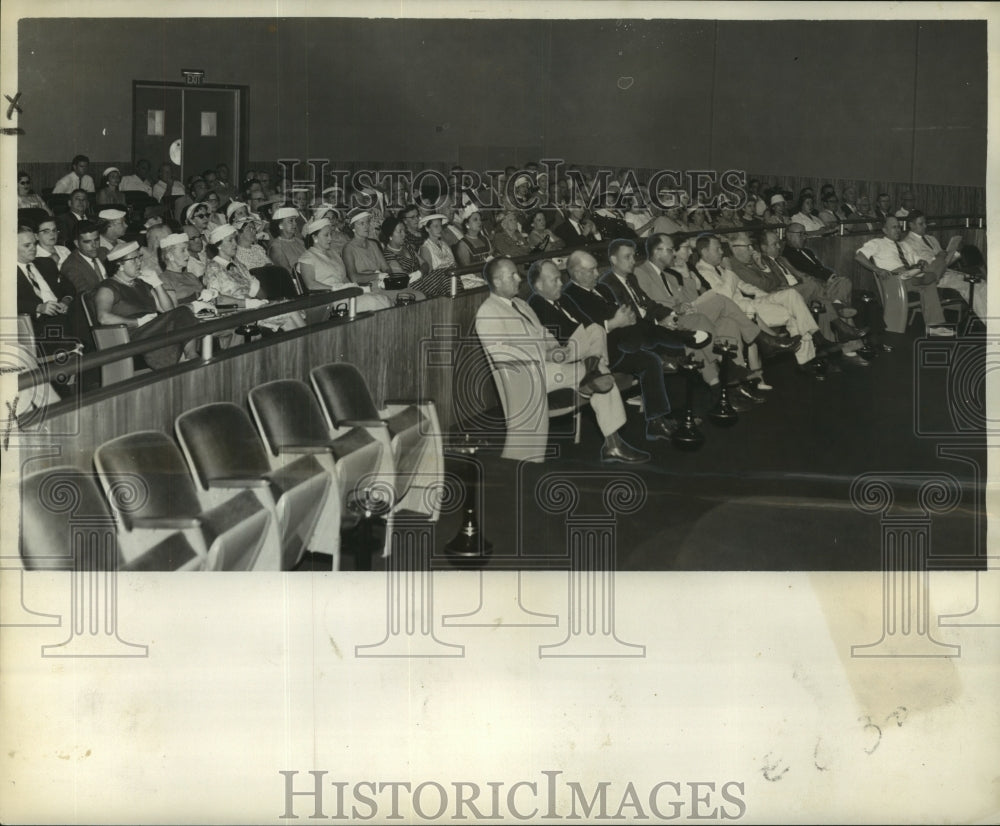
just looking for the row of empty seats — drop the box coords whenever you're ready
[20,363,444,572]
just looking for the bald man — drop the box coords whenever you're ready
[476,257,649,463]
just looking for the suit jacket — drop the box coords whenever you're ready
[527,293,586,345]
[17,257,76,317]
[561,278,657,358]
[61,249,108,294]
[55,210,89,248]
[633,260,683,308]
[782,246,833,281]
[554,218,600,248]
[729,257,785,294]
[598,271,673,324]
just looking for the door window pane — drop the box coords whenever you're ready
[147,110,165,136]
[200,111,217,137]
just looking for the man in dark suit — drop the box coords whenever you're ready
[527,257,684,438]
[55,188,92,248]
[60,221,108,294]
[16,227,79,355]
[554,202,603,248]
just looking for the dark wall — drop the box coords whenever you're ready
[17,17,986,187]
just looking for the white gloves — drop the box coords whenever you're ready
[138,270,163,288]
[198,288,219,302]
[245,298,268,309]
[407,271,423,284]
[134,313,158,327]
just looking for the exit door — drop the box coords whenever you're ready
[132,81,248,184]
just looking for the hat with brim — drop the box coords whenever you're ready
[419,213,447,227]
[208,223,237,245]
[106,241,140,261]
[272,206,299,221]
[302,217,331,237]
[160,233,190,250]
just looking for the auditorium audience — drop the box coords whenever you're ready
[17,226,74,352]
[120,160,154,195]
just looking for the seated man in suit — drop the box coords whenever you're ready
[55,189,92,248]
[634,233,792,391]
[554,201,603,248]
[52,154,96,194]
[695,234,821,374]
[854,216,954,338]
[475,257,649,464]
[16,226,78,355]
[60,221,108,294]
[528,258,687,431]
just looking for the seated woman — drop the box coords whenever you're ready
[204,223,305,330]
[525,210,563,254]
[204,191,226,229]
[93,241,201,369]
[267,207,306,274]
[33,216,72,268]
[95,167,123,207]
[453,209,495,266]
[298,217,351,290]
[159,231,218,307]
[336,212,401,310]
[686,204,713,232]
[491,211,531,258]
[17,173,52,214]
[233,216,272,272]
[790,195,831,236]
[313,205,351,257]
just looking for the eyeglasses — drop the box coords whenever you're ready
[192,212,210,219]
[18,179,30,186]
[120,255,143,263]
[729,244,751,248]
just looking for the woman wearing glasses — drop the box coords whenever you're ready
[93,241,201,368]
[17,173,52,214]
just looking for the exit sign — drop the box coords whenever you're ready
[181,69,205,85]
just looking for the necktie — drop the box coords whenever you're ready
[24,264,58,303]
[922,235,933,250]
[90,256,104,279]
[772,258,798,286]
[842,204,854,216]
[554,298,577,324]
[623,275,646,318]
[658,268,674,296]
[893,241,909,268]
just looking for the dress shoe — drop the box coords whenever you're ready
[879,342,894,353]
[578,357,616,397]
[667,410,704,426]
[726,393,755,412]
[831,317,868,342]
[735,383,767,404]
[796,359,827,380]
[600,434,651,464]
[723,363,751,386]
[834,303,858,319]
[756,331,802,360]
[661,355,683,374]
[645,416,679,441]
[811,331,842,355]
[843,351,871,367]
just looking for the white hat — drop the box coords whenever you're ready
[102,167,120,178]
[185,202,208,223]
[347,210,371,225]
[512,174,532,189]
[419,213,447,227]
[208,223,237,245]
[99,208,126,221]
[143,216,164,230]
[106,241,140,261]
[770,194,785,205]
[302,217,331,237]
[225,201,248,220]
[160,232,190,250]
[312,204,340,219]
[272,206,299,221]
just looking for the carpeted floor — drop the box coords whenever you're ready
[301,320,989,572]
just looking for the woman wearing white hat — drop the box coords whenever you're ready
[233,217,271,271]
[342,209,391,285]
[95,167,122,207]
[267,206,306,274]
[93,240,201,368]
[764,193,789,226]
[299,217,395,311]
[417,213,456,274]
[204,223,305,330]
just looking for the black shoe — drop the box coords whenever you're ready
[843,352,871,367]
[578,357,616,397]
[812,331,842,355]
[667,410,704,426]
[724,363,751,386]
[832,318,868,342]
[756,331,802,360]
[600,436,651,464]
[735,384,767,404]
[661,355,683,374]
[680,329,712,349]
[645,416,679,441]
[726,392,755,412]
[796,360,826,380]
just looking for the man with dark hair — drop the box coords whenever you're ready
[873,193,893,222]
[52,154,95,194]
[554,201,603,247]
[60,221,109,294]
[476,257,649,463]
[55,188,93,248]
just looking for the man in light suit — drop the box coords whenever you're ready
[475,257,649,464]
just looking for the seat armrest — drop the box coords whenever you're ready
[130,516,202,530]
[340,418,388,429]
[277,442,334,455]
[206,476,271,489]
